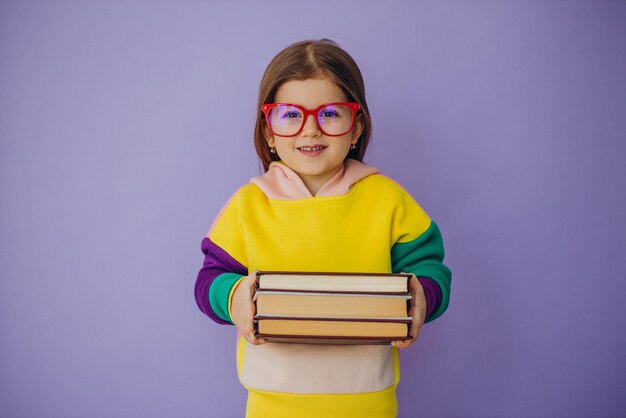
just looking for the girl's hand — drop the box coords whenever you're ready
[391,274,427,349]
[230,271,266,345]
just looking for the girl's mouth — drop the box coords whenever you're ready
[297,145,327,156]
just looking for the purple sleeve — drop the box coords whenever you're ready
[417,277,442,322]
[194,237,248,325]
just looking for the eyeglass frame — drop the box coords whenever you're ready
[261,102,361,138]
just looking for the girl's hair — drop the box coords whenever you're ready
[254,39,372,172]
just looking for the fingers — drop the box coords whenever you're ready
[391,324,421,349]
[391,297,423,349]
[390,326,421,349]
[237,271,266,345]
[242,327,266,345]
[241,312,266,346]
[391,339,414,349]
[408,275,425,303]
[235,310,266,346]
[240,274,257,299]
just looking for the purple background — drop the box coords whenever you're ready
[1,1,625,417]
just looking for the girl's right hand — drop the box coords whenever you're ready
[230,271,266,345]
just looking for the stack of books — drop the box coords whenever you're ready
[253,271,413,345]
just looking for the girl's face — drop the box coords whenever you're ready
[265,77,362,195]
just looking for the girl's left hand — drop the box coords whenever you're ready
[391,274,427,349]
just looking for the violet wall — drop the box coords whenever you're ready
[1,1,625,417]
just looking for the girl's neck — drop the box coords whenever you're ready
[297,166,343,196]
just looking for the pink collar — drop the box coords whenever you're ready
[250,159,380,200]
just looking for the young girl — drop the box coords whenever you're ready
[195,39,451,418]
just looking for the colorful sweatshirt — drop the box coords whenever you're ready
[195,159,451,418]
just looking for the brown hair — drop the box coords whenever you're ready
[254,39,372,172]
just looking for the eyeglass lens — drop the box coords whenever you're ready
[268,104,354,136]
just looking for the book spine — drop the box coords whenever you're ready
[256,289,412,297]
[258,270,412,278]
[256,271,412,293]
[256,334,413,342]
[254,316,412,324]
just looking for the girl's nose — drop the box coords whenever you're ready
[301,114,321,137]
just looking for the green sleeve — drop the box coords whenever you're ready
[391,221,452,322]
[208,272,244,323]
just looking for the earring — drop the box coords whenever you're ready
[350,144,356,150]
[270,147,276,154]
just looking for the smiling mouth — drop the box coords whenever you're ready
[297,146,327,152]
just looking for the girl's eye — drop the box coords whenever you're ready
[280,111,301,119]
[320,109,340,118]
[279,106,302,119]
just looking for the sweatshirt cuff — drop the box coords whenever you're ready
[209,273,244,323]
[227,276,246,322]
[417,277,442,323]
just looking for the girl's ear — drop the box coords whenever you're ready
[264,125,276,148]
[351,115,364,144]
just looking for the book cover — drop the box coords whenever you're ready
[255,316,412,344]
[256,271,411,294]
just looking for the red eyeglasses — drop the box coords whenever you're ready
[262,102,360,137]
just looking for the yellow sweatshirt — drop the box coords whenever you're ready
[195,159,451,417]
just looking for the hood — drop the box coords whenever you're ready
[250,159,380,200]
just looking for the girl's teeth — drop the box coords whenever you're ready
[300,146,324,151]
